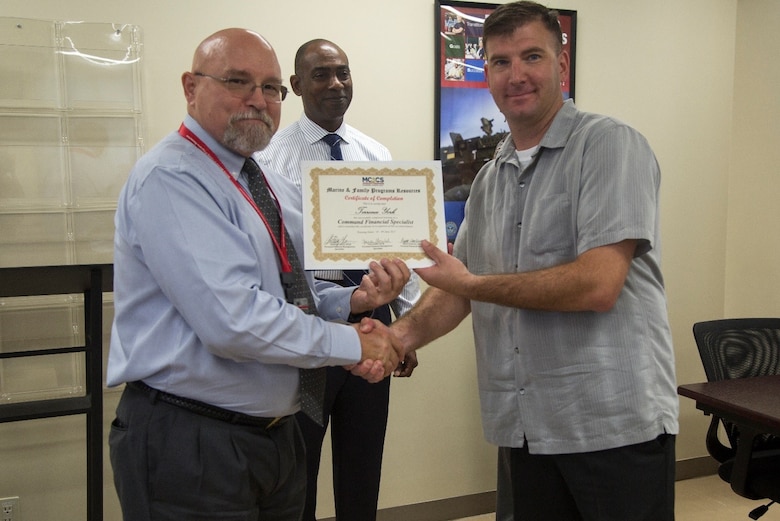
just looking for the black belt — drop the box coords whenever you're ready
[128,381,289,429]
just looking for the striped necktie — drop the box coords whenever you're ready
[317,134,353,283]
[322,133,343,160]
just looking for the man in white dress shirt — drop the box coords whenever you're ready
[257,39,421,521]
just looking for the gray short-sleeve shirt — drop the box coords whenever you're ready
[454,100,679,454]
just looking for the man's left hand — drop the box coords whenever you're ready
[350,258,410,314]
[393,350,418,377]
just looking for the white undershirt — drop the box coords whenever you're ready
[516,145,540,171]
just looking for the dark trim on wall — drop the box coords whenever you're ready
[675,455,719,480]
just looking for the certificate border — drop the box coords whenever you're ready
[308,165,443,263]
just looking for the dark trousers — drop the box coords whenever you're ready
[297,270,393,520]
[509,434,676,521]
[496,446,514,521]
[109,383,306,521]
[296,368,391,521]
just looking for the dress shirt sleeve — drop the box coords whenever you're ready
[312,277,354,321]
[390,272,422,318]
[127,163,361,368]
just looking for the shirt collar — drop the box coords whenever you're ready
[495,99,578,166]
[538,99,577,150]
[298,113,348,146]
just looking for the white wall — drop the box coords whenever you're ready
[2,0,774,520]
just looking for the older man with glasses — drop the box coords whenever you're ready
[107,28,408,521]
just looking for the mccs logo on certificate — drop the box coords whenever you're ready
[300,161,447,269]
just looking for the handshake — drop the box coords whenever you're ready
[342,241,464,383]
[345,318,409,383]
[342,257,416,382]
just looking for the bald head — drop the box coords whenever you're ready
[294,39,346,76]
[290,39,352,132]
[193,29,274,73]
[182,28,283,156]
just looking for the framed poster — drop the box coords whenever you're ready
[435,1,577,207]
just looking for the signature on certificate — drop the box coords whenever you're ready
[363,238,391,247]
[325,234,353,247]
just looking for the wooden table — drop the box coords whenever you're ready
[678,375,780,497]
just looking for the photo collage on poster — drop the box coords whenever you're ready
[436,1,575,241]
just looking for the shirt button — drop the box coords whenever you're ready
[514,347,520,353]
[519,181,526,189]
[519,388,526,395]
[517,222,522,228]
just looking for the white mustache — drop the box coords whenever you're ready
[231,111,273,127]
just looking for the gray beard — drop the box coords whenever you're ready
[223,112,276,155]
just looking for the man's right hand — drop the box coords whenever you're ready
[346,318,403,383]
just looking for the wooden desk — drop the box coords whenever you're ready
[678,375,780,497]
[678,375,780,436]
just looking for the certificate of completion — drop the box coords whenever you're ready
[300,161,447,269]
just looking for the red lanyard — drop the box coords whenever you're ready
[178,123,293,275]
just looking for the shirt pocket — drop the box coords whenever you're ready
[524,193,574,260]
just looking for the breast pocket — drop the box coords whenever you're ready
[524,193,574,259]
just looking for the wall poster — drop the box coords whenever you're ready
[435,1,576,240]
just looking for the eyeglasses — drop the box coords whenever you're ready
[194,72,288,102]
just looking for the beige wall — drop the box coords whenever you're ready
[726,0,780,317]
[1,0,776,519]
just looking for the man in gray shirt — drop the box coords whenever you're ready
[388,2,678,520]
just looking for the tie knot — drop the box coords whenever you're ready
[321,133,341,147]
[242,157,262,178]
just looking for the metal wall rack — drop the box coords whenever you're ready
[0,264,113,521]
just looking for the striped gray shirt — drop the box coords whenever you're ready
[454,100,679,454]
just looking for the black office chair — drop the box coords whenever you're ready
[693,318,780,519]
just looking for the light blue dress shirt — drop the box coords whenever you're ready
[108,115,361,417]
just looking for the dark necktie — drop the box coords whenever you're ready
[322,133,343,160]
[243,157,326,425]
[318,134,356,285]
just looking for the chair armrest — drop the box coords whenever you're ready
[706,416,736,463]
[728,426,761,498]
